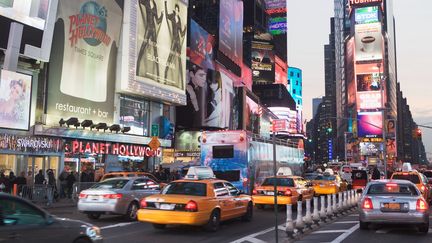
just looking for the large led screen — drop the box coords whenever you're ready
[219,0,243,66]
[252,41,275,83]
[189,20,215,70]
[135,0,188,91]
[355,23,383,62]
[355,6,379,25]
[357,91,382,110]
[0,70,32,130]
[275,56,287,86]
[360,142,382,156]
[358,111,383,138]
[357,73,381,91]
[47,0,122,125]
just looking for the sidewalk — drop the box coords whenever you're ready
[37,198,77,210]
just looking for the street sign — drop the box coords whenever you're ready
[148,136,161,150]
[151,124,159,137]
[272,119,287,132]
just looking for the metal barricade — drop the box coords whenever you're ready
[19,185,56,204]
[71,182,97,203]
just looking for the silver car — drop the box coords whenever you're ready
[78,177,160,221]
[0,193,102,243]
[358,179,430,233]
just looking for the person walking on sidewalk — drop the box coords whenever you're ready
[0,171,10,193]
[59,168,69,199]
[66,172,76,199]
[35,170,45,185]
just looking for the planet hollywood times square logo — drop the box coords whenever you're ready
[68,1,111,47]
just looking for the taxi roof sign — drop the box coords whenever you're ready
[185,166,216,180]
[402,162,413,172]
[277,167,293,176]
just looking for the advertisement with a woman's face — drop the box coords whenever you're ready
[205,70,222,127]
[0,70,32,130]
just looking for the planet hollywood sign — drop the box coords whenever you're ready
[66,140,162,157]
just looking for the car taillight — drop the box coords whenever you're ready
[362,197,373,210]
[103,193,123,199]
[386,183,398,187]
[185,200,198,212]
[420,185,426,192]
[284,189,292,196]
[252,189,257,195]
[416,198,428,211]
[140,199,147,209]
[79,193,87,199]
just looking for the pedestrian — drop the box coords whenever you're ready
[47,169,57,204]
[66,172,76,199]
[26,171,33,187]
[371,166,381,180]
[8,171,16,193]
[0,171,10,193]
[35,170,45,185]
[15,171,27,195]
[59,168,69,199]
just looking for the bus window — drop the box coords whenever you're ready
[213,145,234,158]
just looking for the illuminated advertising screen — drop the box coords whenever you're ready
[357,73,381,91]
[358,111,383,138]
[119,96,149,136]
[264,0,286,9]
[265,8,286,15]
[245,96,260,135]
[360,142,382,156]
[275,56,287,86]
[174,131,202,156]
[346,37,356,105]
[219,0,243,66]
[47,0,122,125]
[268,107,297,134]
[355,23,383,62]
[268,16,287,35]
[355,6,379,25]
[188,20,215,70]
[251,41,275,83]
[0,70,32,130]
[135,0,188,92]
[349,0,382,8]
[357,91,382,109]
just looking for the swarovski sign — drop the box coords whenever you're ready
[0,134,63,153]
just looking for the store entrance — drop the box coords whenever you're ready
[27,156,60,182]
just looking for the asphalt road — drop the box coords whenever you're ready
[47,205,291,243]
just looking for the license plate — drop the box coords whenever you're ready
[384,203,400,210]
[88,195,101,200]
[266,191,275,196]
[160,204,175,210]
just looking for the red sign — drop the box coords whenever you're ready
[272,119,287,132]
[265,8,286,15]
[349,0,382,7]
[67,140,162,157]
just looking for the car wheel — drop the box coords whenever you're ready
[359,221,369,230]
[256,204,264,209]
[152,223,166,230]
[73,237,92,243]
[204,209,220,232]
[125,202,139,221]
[418,223,429,234]
[87,213,101,220]
[242,202,253,222]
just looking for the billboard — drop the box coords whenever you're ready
[358,111,382,138]
[355,6,379,25]
[268,107,297,134]
[357,91,382,110]
[264,0,286,9]
[219,0,243,66]
[135,0,188,92]
[355,22,383,62]
[275,56,287,86]
[252,41,275,83]
[268,16,287,35]
[357,73,380,91]
[119,96,149,136]
[0,70,32,130]
[346,37,356,105]
[360,142,382,156]
[47,0,123,125]
[188,20,215,70]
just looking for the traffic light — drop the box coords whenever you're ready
[326,122,332,134]
[416,128,422,139]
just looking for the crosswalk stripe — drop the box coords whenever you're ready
[312,230,348,234]
[334,221,358,224]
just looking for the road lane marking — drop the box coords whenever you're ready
[100,222,138,230]
[312,230,347,234]
[330,224,359,243]
[334,221,358,224]
[245,238,267,243]
[230,224,285,243]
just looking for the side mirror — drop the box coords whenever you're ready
[45,214,55,225]
[356,188,363,194]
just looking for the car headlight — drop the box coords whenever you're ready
[86,226,101,239]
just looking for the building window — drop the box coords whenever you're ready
[290,71,293,76]
[293,89,296,94]
[120,95,150,136]
[287,79,290,84]
[297,73,300,78]
[296,80,298,85]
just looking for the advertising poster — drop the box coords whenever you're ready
[119,96,149,136]
[275,56,287,86]
[0,70,32,130]
[174,131,201,156]
[251,40,275,83]
[346,37,356,105]
[219,0,243,66]
[268,16,287,35]
[264,0,286,9]
[47,0,122,125]
[188,19,215,70]
[358,111,383,138]
[136,0,187,91]
[386,119,396,138]
[355,22,383,62]
[355,6,379,25]
[357,73,381,91]
[360,142,382,156]
[357,91,382,110]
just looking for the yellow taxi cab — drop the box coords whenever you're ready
[312,171,348,196]
[137,167,253,231]
[390,169,432,203]
[252,175,314,208]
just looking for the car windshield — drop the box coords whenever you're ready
[314,175,336,181]
[262,178,295,187]
[304,174,320,181]
[90,179,129,189]
[162,182,207,196]
[391,174,420,184]
[423,171,432,178]
[367,183,419,196]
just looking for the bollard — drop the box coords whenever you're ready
[350,190,355,207]
[304,198,313,228]
[286,204,295,237]
[296,200,305,232]
[13,184,18,196]
[332,193,338,215]
[326,194,333,217]
[312,197,320,224]
[343,191,349,209]
[338,192,343,213]
[319,196,326,220]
